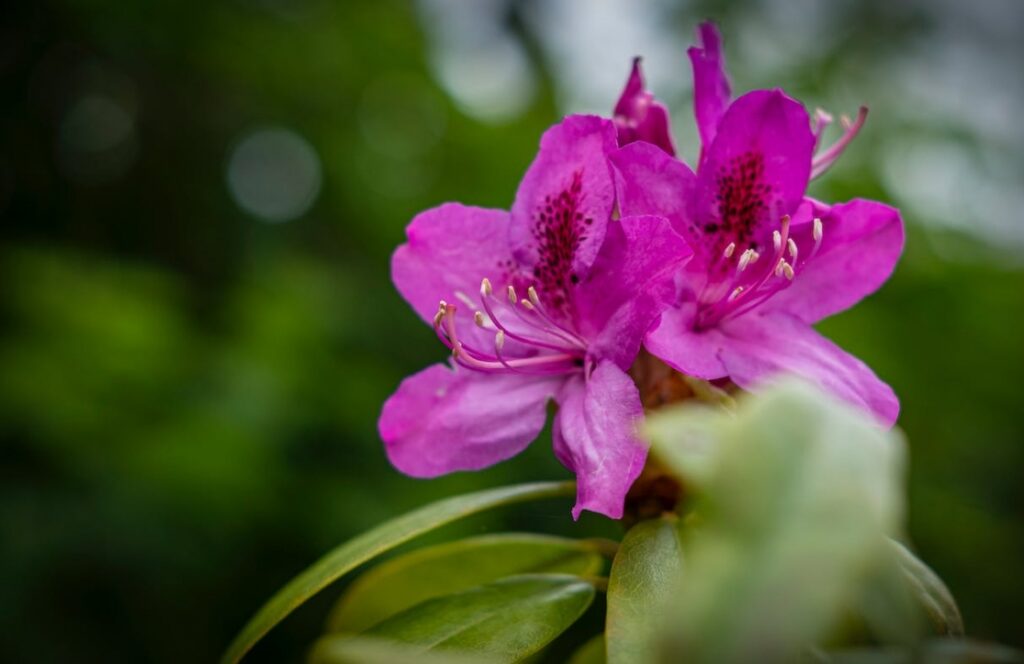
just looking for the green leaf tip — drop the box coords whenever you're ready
[221,480,575,664]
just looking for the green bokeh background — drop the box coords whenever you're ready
[2,1,1022,662]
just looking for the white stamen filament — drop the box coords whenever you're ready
[455,290,476,309]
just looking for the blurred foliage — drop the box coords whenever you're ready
[1,0,1022,662]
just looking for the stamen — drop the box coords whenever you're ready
[728,286,745,301]
[507,285,517,305]
[813,217,823,243]
[811,106,868,179]
[495,329,505,351]
[781,262,794,280]
[455,290,476,309]
[527,286,540,306]
[521,298,535,311]
[813,108,834,151]
[773,230,782,252]
[473,311,485,327]
[787,238,799,262]
[723,242,736,258]
[480,278,493,297]
[737,249,754,272]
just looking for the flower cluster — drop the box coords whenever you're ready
[379,23,903,520]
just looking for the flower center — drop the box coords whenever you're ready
[695,213,823,329]
[432,278,587,376]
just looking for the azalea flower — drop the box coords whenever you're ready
[611,22,903,425]
[613,58,676,156]
[379,115,691,519]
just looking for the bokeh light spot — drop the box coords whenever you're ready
[226,127,322,223]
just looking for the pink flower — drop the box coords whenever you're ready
[612,58,676,156]
[611,23,904,425]
[379,115,691,519]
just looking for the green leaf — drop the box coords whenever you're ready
[222,481,575,664]
[338,574,595,663]
[309,636,494,664]
[568,635,606,664]
[891,540,964,636]
[327,533,605,633]
[646,380,907,663]
[808,639,1024,663]
[606,517,684,664]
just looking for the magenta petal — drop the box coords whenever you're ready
[763,199,906,324]
[717,311,899,426]
[688,21,731,159]
[644,303,730,380]
[610,141,697,238]
[613,58,677,156]
[510,115,618,284]
[575,215,692,369]
[380,364,562,477]
[690,89,815,261]
[553,361,648,520]
[392,203,512,325]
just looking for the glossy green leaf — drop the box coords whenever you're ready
[568,635,606,664]
[606,516,683,664]
[222,481,574,664]
[646,380,906,663]
[350,574,595,663]
[309,636,493,664]
[327,533,605,633]
[891,540,964,636]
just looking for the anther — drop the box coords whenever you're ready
[495,330,505,351]
[480,278,493,297]
[521,298,535,311]
[728,286,745,301]
[773,230,782,252]
[527,286,540,306]
[723,242,736,258]
[737,249,755,272]
[813,218,823,243]
[473,311,485,327]
[787,238,799,262]
[782,262,795,280]
[507,285,517,305]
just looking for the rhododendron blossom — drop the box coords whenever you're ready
[379,115,690,519]
[612,22,903,425]
[613,58,676,156]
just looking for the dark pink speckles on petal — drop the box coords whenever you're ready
[529,171,593,319]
